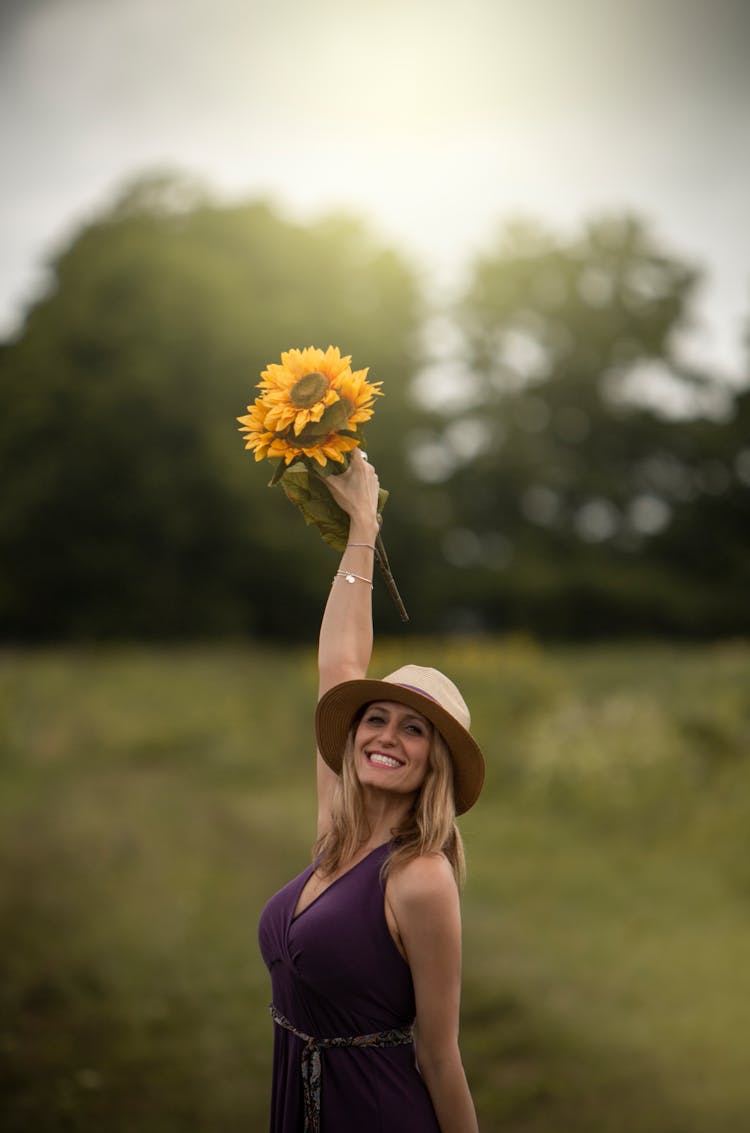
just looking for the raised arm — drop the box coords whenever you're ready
[316,449,381,832]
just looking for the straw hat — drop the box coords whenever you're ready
[315,665,485,815]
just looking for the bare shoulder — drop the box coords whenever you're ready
[387,852,458,911]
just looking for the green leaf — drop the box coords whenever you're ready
[267,459,286,487]
[277,461,389,552]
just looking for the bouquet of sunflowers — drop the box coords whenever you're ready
[238,346,407,620]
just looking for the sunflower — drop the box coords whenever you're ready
[238,346,382,468]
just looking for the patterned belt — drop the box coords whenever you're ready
[270,1004,414,1133]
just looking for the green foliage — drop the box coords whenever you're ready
[412,213,750,635]
[278,461,389,553]
[1,174,748,640]
[1,642,749,1132]
[0,171,421,639]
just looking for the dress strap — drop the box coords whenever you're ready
[270,1004,414,1133]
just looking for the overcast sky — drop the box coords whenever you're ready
[1,0,748,377]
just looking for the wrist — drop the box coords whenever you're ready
[347,517,379,544]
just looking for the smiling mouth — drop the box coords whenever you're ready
[366,751,405,769]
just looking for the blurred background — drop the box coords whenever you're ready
[1,0,749,1130]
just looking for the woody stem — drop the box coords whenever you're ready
[374,526,409,623]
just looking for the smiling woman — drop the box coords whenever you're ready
[257,449,484,1133]
[356,701,432,784]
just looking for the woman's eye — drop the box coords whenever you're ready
[366,714,385,725]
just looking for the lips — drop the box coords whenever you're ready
[366,751,405,769]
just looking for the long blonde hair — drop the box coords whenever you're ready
[314,717,466,889]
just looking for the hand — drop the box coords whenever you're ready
[323,449,380,529]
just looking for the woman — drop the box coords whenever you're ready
[258,449,483,1133]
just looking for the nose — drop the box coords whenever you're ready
[376,720,398,748]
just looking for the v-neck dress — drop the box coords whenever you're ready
[258,842,440,1132]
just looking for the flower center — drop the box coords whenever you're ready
[290,372,329,408]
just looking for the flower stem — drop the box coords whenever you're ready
[374,526,409,622]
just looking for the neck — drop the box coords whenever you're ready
[360,786,416,847]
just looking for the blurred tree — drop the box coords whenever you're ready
[646,384,750,634]
[0,171,422,639]
[410,215,750,636]
[2,185,747,641]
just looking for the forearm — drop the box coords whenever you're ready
[318,513,379,692]
[418,1045,479,1133]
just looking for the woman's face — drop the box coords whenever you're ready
[352,700,433,798]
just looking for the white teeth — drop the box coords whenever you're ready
[368,752,402,769]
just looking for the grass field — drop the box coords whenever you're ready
[1,639,749,1132]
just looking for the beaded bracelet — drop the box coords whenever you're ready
[333,570,373,589]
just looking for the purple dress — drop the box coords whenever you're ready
[258,842,441,1132]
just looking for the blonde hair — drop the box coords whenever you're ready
[314,718,466,889]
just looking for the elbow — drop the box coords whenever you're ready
[415,1037,463,1082]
